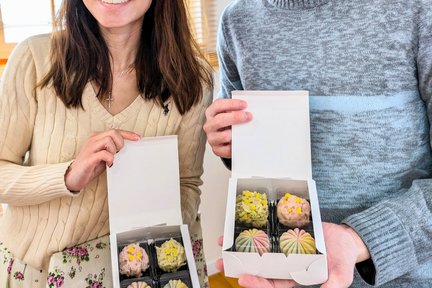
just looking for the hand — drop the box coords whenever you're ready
[216,222,370,288]
[215,237,298,288]
[320,222,369,288]
[64,129,141,192]
[203,98,252,158]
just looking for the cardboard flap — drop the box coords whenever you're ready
[308,178,327,255]
[232,90,312,179]
[107,136,182,232]
[291,256,328,285]
[223,251,327,285]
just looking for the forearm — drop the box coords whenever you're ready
[0,160,78,206]
[342,179,432,285]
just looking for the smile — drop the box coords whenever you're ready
[101,0,130,4]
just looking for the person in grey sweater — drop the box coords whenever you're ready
[204,0,432,287]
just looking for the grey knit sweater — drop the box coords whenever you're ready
[218,0,432,287]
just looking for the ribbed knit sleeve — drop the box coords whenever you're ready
[0,39,78,206]
[342,7,432,285]
[177,88,213,225]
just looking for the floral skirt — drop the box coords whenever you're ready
[0,220,208,288]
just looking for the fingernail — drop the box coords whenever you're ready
[245,111,253,121]
[240,100,248,108]
[108,163,113,168]
[133,134,141,140]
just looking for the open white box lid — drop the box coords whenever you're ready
[232,90,311,179]
[107,135,181,233]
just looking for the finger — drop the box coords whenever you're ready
[211,143,232,158]
[270,279,299,288]
[207,128,231,147]
[206,98,248,118]
[88,136,116,154]
[117,130,141,141]
[90,129,139,152]
[238,275,274,288]
[212,143,231,158]
[92,150,115,167]
[109,129,140,151]
[218,236,224,247]
[216,258,224,273]
[95,136,117,155]
[205,111,252,134]
[239,276,298,288]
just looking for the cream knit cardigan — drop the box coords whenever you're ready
[0,34,212,270]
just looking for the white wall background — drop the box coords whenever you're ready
[200,0,233,276]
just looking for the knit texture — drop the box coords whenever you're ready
[0,34,212,270]
[219,0,432,287]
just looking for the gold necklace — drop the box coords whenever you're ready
[105,64,135,109]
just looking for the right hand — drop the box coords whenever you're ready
[65,129,141,192]
[203,98,253,158]
[215,237,298,288]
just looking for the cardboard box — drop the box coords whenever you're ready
[107,136,200,288]
[222,91,328,285]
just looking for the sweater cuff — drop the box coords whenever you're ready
[34,160,81,199]
[342,205,417,286]
[221,157,232,170]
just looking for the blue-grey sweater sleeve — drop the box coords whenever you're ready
[342,7,432,286]
[217,11,243,99]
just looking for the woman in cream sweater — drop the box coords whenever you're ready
[0,0,213,287]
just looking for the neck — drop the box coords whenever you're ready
[100,24,142,70]
[267,0,330,9]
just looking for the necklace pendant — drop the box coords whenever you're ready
[106,91,113,109]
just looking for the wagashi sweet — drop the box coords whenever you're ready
[277,193,311,227]
[127,282,151,288]
[162,279,188,288]
[236,190,269,228]
[279,228,316,255]
[156,239,187,272]
[119,243,149,277]
[235,229,270,256]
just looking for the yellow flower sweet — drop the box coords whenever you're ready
[236,190,269,228]
[156,239,186,273]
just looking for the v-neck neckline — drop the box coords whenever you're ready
[84,82,143,125]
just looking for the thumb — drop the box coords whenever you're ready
[216,258,224,273]
[218,236,224,247]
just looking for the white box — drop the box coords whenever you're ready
[107,136,200,288]
[222,91,328,285]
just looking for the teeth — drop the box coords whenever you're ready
[101,0,130,4]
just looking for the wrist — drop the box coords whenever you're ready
[342,224,370,263]
[64,162,80,194]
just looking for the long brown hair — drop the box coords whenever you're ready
[39,0,213,114]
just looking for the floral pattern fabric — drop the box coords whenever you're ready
[0,241,46,288]
[0,219,208,288]
[0,236,111,288]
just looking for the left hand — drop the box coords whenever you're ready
[217,222,370,288]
